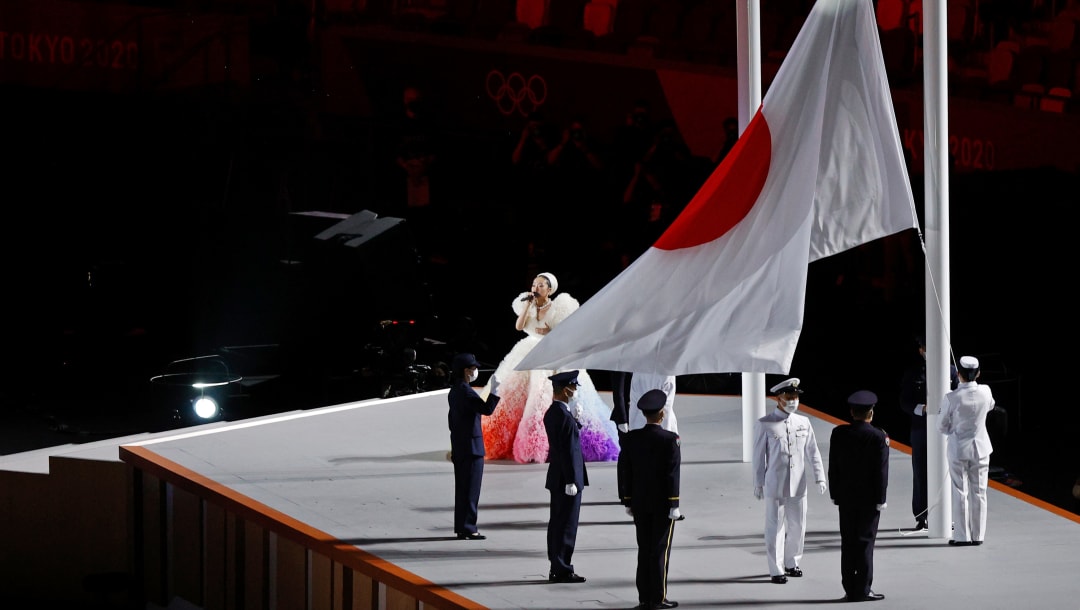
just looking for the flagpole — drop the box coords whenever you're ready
[922,0,952,539]
[737,0,765,463]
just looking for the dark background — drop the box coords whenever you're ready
[3,0,1078,517]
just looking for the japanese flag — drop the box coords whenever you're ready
[517,0,917,376]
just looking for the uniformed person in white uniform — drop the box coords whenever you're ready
[627,373,678,434]
[938,356,995,546]
[752,378,827,583]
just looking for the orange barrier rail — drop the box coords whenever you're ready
[120,445,488,610]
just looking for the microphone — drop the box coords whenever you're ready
[519,292,538,302]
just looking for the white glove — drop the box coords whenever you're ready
[818,481,827,495]
[565,483,578,496]
[625,506,634,516]
[875,502,887,512]
[668,507,681,520]
[489,375,500,396]
[617,423,629,433]
[754,486,764,500]
[573,403,584,422]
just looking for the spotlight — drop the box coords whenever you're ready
[193,396,219,419]
[150,355,242,428]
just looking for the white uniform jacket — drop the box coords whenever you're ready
[627,373,678,432]
[753,409,826,498]
[938,381,995,462]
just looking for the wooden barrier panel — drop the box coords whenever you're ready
[173,485,204,604]
[205,502,229,610]
[310,553,332,610]
[276,535,308,610]
[0,458,132,605]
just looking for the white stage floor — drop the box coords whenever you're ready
[105,390,1080,610]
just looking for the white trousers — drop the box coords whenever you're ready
[948,454,990,542]
[764,495,807,576]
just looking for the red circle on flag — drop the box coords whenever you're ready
[654,111,771,250]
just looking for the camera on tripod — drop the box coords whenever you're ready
[380,348,447,398]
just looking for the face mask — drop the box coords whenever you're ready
[468,369,479,383]
[783,399,799,412]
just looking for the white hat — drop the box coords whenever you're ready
[770,377,803,395]
[537,272,558,295]
[959,356,979,370]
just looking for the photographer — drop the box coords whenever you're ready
[546,116,608,266]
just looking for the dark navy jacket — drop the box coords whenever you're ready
[617,424,681,514]
[544,401,588,490]
[448,380,499,457]
[828,421,889,506]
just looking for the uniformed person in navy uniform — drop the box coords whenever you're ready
[610,370,632,437]
[752,378,826,583]
[899,336,957,531]
[544,370,588,583]
[447,353,500,540]
[618,389,682,610]
[610,372,678,434]
[828,390,889,602]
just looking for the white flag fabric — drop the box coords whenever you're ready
[516,0,917,376]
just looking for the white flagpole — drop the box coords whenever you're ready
[737,0,765,463]
[922,0,953,539]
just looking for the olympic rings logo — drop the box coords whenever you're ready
[485,69,547,117]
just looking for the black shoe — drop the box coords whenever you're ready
[948,540,974,546]
[915,520,928,530]
[652,601,679,609]
[549,572,586,583]
[846,591,885,602]
[456,532,486,540]
[771,575,788,584]
[784,566,803,577]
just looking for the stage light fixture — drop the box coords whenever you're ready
[193,395,219,419]
[150,355,242,427]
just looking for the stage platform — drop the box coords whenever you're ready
[107,390,1080,610]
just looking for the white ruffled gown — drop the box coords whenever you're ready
[480,292,620,463]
